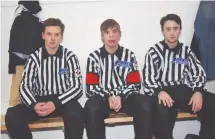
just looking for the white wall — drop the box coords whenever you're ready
[1,1,214,139]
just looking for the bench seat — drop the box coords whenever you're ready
[1,112,197,133]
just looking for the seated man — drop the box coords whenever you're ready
[5,18,84,139]
[84,19,155,139]
[143,13,215,139]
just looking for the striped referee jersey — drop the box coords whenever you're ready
[143,40,206,96]
[86,45,141,100]
[19,45,83,108]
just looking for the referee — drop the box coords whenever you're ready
[143,14,215,139]
[84,19,155,139]
[5,18,84,139]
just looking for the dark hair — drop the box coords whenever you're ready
[42,18,65,34]
[100,19,121,36]
[160,14,182,30]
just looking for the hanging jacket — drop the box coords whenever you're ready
[191,1,215,81]
[8,1,44,74]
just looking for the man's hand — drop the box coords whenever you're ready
[188,92,203,113]
[34,101,56,117]
[34,102,46,116]
[108,96,122,112]
[158,91,174,107]
[40,101,56,116]
[108,96,116,109]
[113,96,122,112]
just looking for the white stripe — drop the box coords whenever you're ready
[48,57,52,95]
[180,44,186,78]
[24,61,37,101]
[66,52,74,61]
[59,72,81,100]
[61,89,82,104]
[112,56,117,89]
[59,85,77,99]
[124,51,131,80]
[56,58,62,93]
[31,54,39,68]
[102,58,106,89]
[62,48,65,68]
[88,59,94,91]
[20,90,32,105]
[92,51,100,65]
[53,57,57,94]
[43,59,47,95]
[174,54,179,81]
[144,53,152,87]
[119,48,126,76]
[61,58,66,93]
[168,52,174,81]
[107,55,112,89]
[162,50,169,81]
[156,43,164,70]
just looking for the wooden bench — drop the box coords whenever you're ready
[1,112,197,133]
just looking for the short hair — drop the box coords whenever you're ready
[100,19,121,36]
[160,14,182,30]
[42,18,65,34]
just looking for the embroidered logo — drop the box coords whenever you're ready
[172,58,189,65]
[74,69,82,78]
[115,60,132,68]
[59,68,69,74]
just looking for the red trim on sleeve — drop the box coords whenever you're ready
[126,71,141,84]
[86,73,99,85]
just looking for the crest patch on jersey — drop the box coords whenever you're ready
[172,58,189,65]
[59,68,69,74]
[115,60,132,68]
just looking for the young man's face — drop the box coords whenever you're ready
[42,26,63,49]
[162,20,181,44]
[102,26,120,49]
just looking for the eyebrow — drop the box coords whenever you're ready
[46,32,61,35]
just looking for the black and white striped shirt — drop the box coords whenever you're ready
[86,45,141,100]
[19,45,83,108]
[143,40,206,96]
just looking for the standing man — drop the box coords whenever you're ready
[143,14,215,139]
[5,18,84,139]
[84,19,155,139]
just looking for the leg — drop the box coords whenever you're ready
[123,93,156,139]
[153,85,184,139]
[84,95,109,139]
[170,85,193,113]
[168,85,215,139]
[199,91,215,139]
[56,100,84,139]
[5,104,41,139]
[154,99,178,139]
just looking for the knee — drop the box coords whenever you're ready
[67,111,84,123]
[5,107,19,125]
[142,104,153,115]
[156,103,172,118]
[137,95,156,114]
[84,95,105,117]
[63,101,84,122]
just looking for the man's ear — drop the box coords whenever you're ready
[101,33,104,43]
[42,32,45,40]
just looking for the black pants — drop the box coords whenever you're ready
[154,85,215,139]
[5,100,84,139]
[84,93,156,139]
